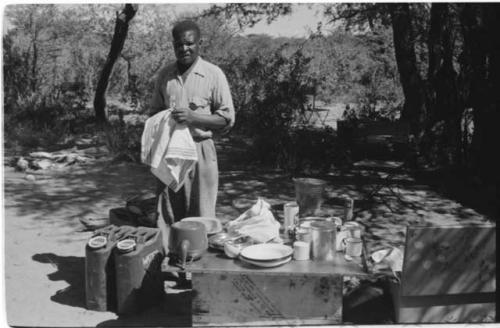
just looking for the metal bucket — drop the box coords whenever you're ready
[293,178,327,217]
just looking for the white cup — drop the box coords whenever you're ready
[293,241,310,261]
[343,237,362,257]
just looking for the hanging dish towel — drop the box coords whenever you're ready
[141,109,198,192]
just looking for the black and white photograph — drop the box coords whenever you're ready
[2,2,498,327]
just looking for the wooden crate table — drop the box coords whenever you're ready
[162,242,370,326]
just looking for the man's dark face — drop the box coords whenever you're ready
[173,30,200,67]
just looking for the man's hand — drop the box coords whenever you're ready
[172,107,194,125]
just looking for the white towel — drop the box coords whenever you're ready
[227,198,282,243]
[141,109,198,192]
[141,109,174,168]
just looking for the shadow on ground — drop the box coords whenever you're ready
[96,291,192,327]
[4,135,496,326]
[4,161,156,233]
[343,278,396,324]
[32,253,86,308]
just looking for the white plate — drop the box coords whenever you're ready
[181,217,223,235]
[240,244,293,262]
[239,255,292,268]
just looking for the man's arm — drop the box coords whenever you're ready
[171,108,227,129]
[172,67,235,131]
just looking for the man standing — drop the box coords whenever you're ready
[150,20,235,242]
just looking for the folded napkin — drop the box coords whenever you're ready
[141,109,198,192]
[226,198,281,243]
[371,247,404,279]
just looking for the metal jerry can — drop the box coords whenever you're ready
[85,225,135,311]
[114,226,164,314]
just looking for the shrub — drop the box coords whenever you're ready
[103,110,145,162]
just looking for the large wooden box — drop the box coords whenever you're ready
[391,224,496,323]
[162,246,369,326]
[192,271,342,326]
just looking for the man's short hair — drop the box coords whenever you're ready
[172,20,201,40]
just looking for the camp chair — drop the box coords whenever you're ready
[338,120,413,210]
[390,224,496,323]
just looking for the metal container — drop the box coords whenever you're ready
[293,178,327,216]
[343,221,362,238]
[85,225,135,312]
[296,227,312,243]
[310,221,337,261]
[114,227,164,315]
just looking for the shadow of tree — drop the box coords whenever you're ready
[32,253,86,308]
[5,136,496,326]
[4,161,157,233]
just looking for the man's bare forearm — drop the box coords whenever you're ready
[189,111,228,130]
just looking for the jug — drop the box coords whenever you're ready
[85,225,135,311]
[114,226,164,315]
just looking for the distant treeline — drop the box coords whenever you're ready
[2,4,402,120]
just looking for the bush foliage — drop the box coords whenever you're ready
[3,4,403,172]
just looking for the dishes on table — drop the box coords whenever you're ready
[208,232,232,250]
[181,217,223,235]
[239,254,292,268]
[240,244,293,262]
[223,236,254,258]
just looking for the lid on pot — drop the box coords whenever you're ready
[172,220,206,231]
[310,221,337,231]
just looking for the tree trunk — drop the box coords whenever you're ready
[93,4,138,123]
[29,10,38,93]
[460,4,500,182]
[426,3,462,167]
[388,3,427,138]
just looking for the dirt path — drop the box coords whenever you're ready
[3,141,493,326]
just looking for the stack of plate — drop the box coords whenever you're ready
[239,244,293,268]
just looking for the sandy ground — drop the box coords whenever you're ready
[3,159,159,326]
[3,142,494,327]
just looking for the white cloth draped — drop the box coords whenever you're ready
[141,109,198,192]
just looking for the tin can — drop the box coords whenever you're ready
[310,221,337,261]
[296,227,312,243]
[344,221,362,238]
[344,237,363,257]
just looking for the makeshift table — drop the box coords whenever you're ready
[162,241,370,326]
